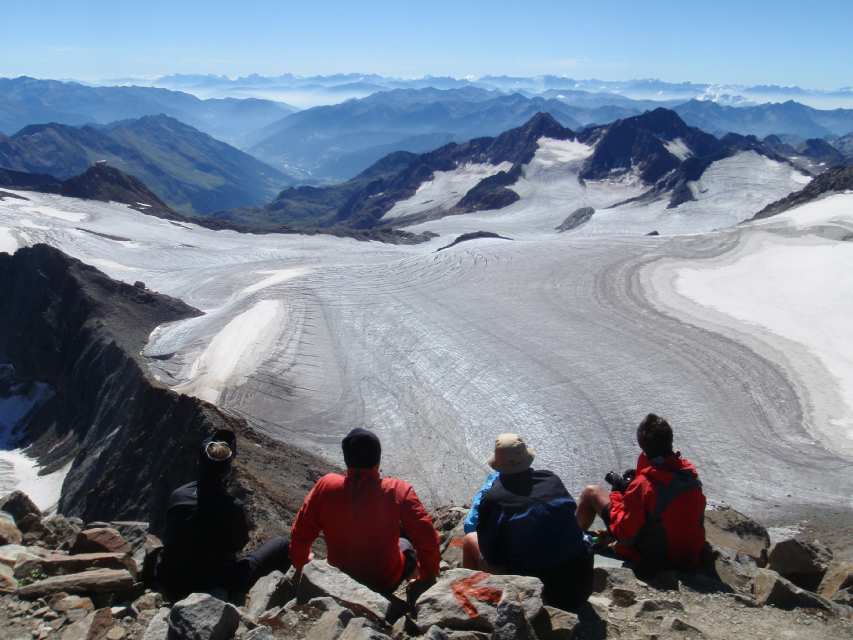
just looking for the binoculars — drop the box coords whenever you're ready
[604,468,636,493]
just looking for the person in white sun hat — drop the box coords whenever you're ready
[462,433,593,610]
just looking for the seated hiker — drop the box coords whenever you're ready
[156,429,291,601]
[576,413,706,573]
[290,428,440,597]
[462,433,593,610]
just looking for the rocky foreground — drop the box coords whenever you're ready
[1,491,851,640]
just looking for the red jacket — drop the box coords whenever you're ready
[609,452,706,569]
[290,468,440,592]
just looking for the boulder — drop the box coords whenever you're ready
[767,538,832,591]
[532,605,579,640]
[0,561,17,591]
[245,568,295,619]
[663,616,706,638]
[708,544,758,593]
[752,568,833,611]
[50,594,95,613]
[15,552,135,579]
[16,568,136,598]
[297,560,392,622]
[704,505,770,565]
[0,543,41,567]
[491,599,537,640]
[818,561,853,599]
[168,593,240,640]
[433,506,468,569]
[141,607,170,640]
[40,514,81,549]
[60,607,114,640]
[71,528,131,555]
[0,517,23,545]
[0,491,41,527]
[611,587,638,607]
[416,569,543,633]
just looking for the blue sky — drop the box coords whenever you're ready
[1,1,851,88]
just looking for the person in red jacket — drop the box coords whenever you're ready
[576,414,706,572]
[290,428,441,595]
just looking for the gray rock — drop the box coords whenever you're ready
[491,599,537,640]
[307,597,356,640]
[71,528,131,555]
[141,607,170,640]
[634,599,684,618]
[416,569,543,633]
[767,538,832,591]
[169,593,240,640]
[15,552,134,579]
[752,568,833,611]
[704,505,770,566]
[832,586,853,607]
[297,560,392,622]
[132,592,164,615]
[663,616,705,638]
[532,605,579,640]
[338,617,392,640]
[611,587,637,607]
[709,544,758,593]
[16,568,135,598]
[245,568,295,619]
[40,514,81,549]
[60,607,114,640]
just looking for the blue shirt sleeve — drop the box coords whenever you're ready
[464,472,499,534]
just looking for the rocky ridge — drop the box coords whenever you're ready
[751,165,853,220]
[0,496,851,639]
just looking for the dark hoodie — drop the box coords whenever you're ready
[158,430,249,599]
[609,452,706,570]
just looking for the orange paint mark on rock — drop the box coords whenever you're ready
[451,571,504,618]
[448,537,465,548]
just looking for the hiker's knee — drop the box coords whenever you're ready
[462,532,481,569]
[581,484,608,509]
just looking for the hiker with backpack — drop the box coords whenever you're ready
[155,429,291,601]
[462,433,593,610]
[289,428,441,597]
[576,413,707,572]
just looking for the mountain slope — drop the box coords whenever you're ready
[248,88,586,179]
[751,165,853,219]
[0,115,291,213]
[0,76,296,145]
[219,112,574,230]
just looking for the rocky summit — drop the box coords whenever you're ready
[0,494,851,639]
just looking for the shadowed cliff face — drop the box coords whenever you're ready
[0,244,333,535]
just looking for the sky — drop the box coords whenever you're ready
[1,1,851,89]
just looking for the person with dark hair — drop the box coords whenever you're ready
[289,428,440,596]
[576,414,707,572]
[462,434,593,610]
[156,429,291,601]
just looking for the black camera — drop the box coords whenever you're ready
[605,468,636,493]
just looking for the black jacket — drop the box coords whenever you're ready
[158,479,249,597]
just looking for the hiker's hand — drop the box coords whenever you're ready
[406,577,436,605]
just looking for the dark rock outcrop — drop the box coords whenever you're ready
[59,163,173,214]
[751,165,853,220]
[436,231,512,252]
[0,244,334,534]
[555,207,595,232]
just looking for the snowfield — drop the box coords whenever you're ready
[0,162,850,527]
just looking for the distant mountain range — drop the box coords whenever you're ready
[149,72,853,109]
[246,88,853,181]
[0,76,296,146]
[673,100,853,139]
[0,115,291,213]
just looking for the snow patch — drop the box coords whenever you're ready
[0,226,18,254]
[665,138,693,161]
[382,161,513,220]
[177,299,285,404]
